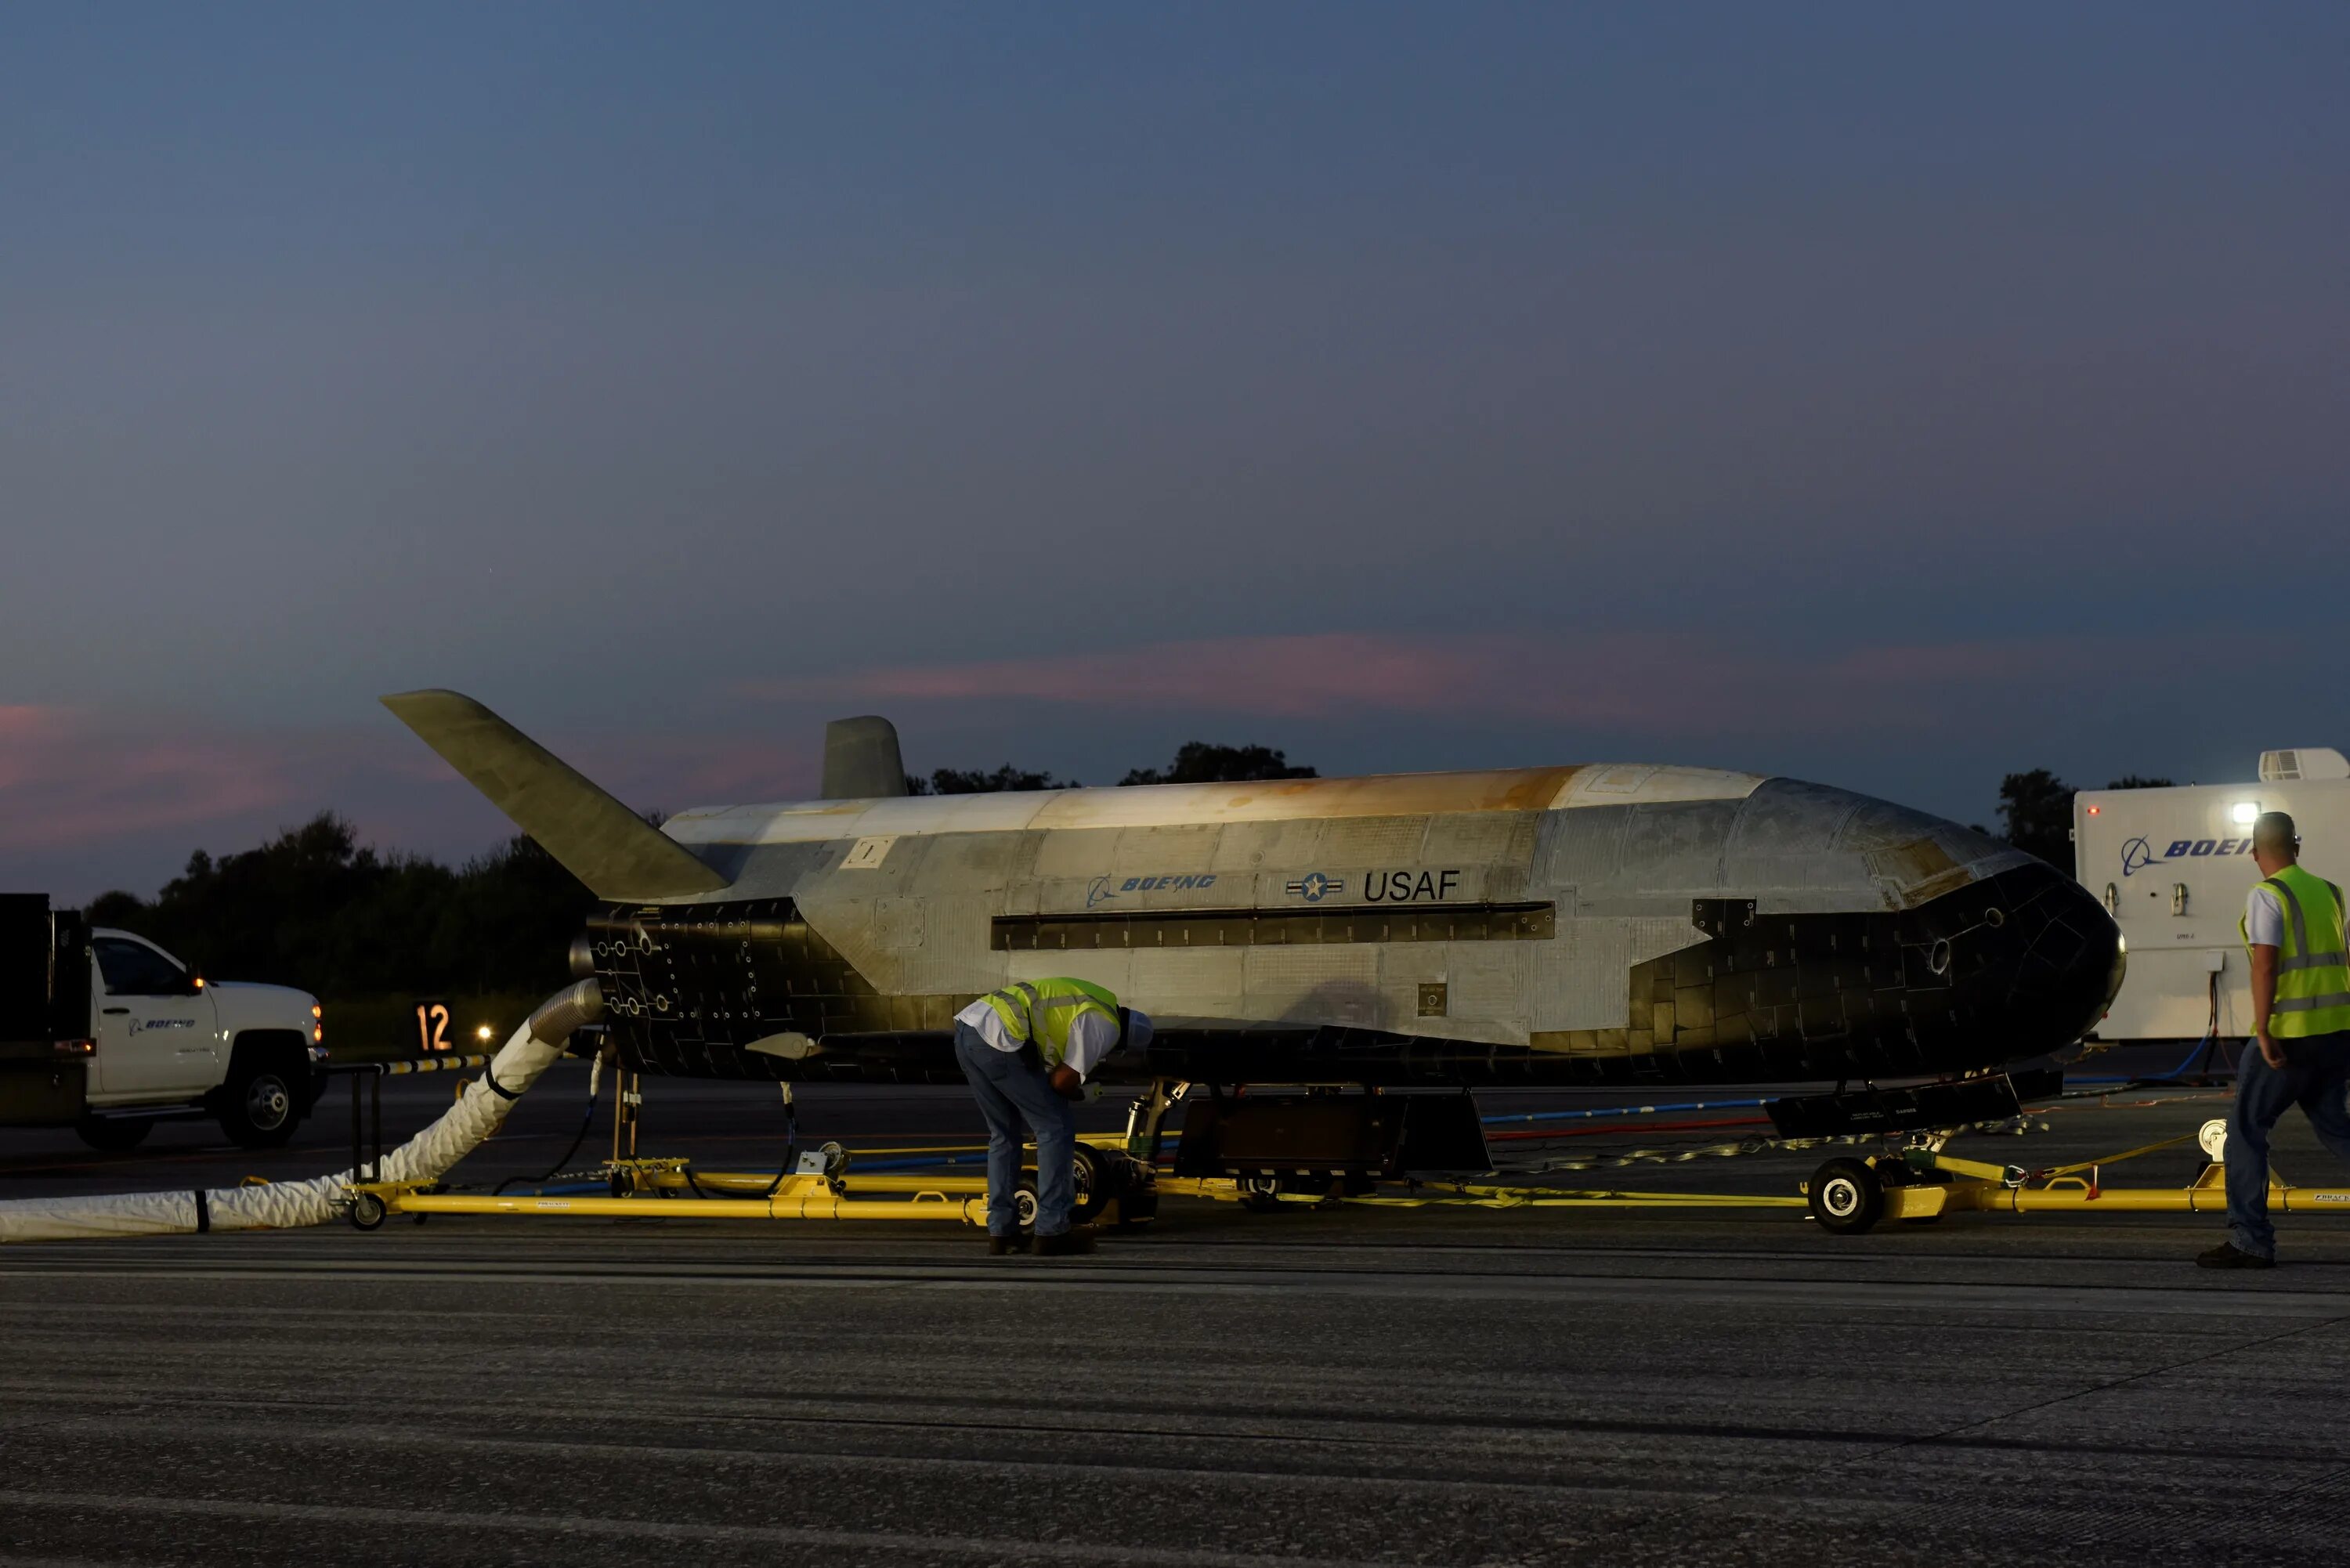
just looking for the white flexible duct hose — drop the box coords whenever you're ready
[0,980,603,1245]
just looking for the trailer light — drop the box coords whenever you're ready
[2231,801,2261,825]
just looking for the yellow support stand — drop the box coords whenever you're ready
[1813,1117,2350,1232]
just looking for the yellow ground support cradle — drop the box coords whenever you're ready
[339,1136,1152,1230]
[1806,1118,2350,1234]
[340,1109,2350,1237]
[384,1172,985,1224]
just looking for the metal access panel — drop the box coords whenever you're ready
[0,894,52,1044]
[1174,1092,1489,1179]
[0,1059,85,1125]
[1766,1068,2062,1140]
[0,895,89,1125]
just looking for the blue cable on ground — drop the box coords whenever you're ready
[2068,1031,2225,1085]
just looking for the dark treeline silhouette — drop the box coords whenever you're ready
[1119,742,1315,787]
[1990,770,2175,867]
[903,739,1315,796]
[86,815,595,1002]
[85,740,1318,1000]
[906,764,1079,794]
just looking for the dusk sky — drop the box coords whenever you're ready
[5,5,2346,901]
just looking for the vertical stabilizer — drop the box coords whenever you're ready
[822,716,909,800]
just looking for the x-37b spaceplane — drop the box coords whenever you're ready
[384,691,2123,1154]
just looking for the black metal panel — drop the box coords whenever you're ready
[590,900,966,1083]
[0,894,51,1045]
[996,902,1555,952]
[1596,861,2123,1086]
[0,1062,85,1125]
[1766,1068,2064,1138]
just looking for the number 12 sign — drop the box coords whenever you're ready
[414,1001,454,1053]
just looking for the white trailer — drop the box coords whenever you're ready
[2074,748,2350,1045]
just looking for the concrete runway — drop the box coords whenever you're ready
[4,1066,2349,1566]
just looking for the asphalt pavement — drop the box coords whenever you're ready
[3,1065,2348,1566]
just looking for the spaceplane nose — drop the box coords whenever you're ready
[1948,859,2126,1057]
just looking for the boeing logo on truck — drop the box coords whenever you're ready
[2120,835,2260,876]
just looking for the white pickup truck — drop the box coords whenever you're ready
[74,927,328,1151]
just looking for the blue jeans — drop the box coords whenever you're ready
[955,1021,1077,1237]
[2226,1031,2350,1259]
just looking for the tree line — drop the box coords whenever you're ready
[905,741,1315,794]
[1989,769,2173,867]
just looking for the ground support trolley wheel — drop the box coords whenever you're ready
[1807,1157,1884,1234]
[1069,1144,1109,1224]
[347,1190,389,1231]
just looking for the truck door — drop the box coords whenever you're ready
[92,936,218,1097]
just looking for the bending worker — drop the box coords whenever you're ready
[953,977,1152,1256]
[2201,811,2350,1270]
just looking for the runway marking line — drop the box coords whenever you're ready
[5,1261,2350,1314]
[0,1489,1376,1568]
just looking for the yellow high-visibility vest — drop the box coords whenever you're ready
[2242,863,2350,1039]
[978,977,1121,1068]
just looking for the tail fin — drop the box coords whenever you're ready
[821,715,909,800]
[380,690,729,901]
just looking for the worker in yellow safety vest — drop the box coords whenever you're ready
[2201,812,2350,1270]
[953,978,1154,1256]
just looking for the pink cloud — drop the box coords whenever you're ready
[0,706,292,852]
[752,634,1517,720]
[1,706,819,898]
[747,629,2286,737]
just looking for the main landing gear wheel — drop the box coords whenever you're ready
[1808,1158,1884,1235]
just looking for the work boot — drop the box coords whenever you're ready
[2196,1241,2275,1270]
[987,1234,1029,1256]
[1033,1225,1096,1257]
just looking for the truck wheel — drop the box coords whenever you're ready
[219,1060,300,1149]
[76,1116,154,1152]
